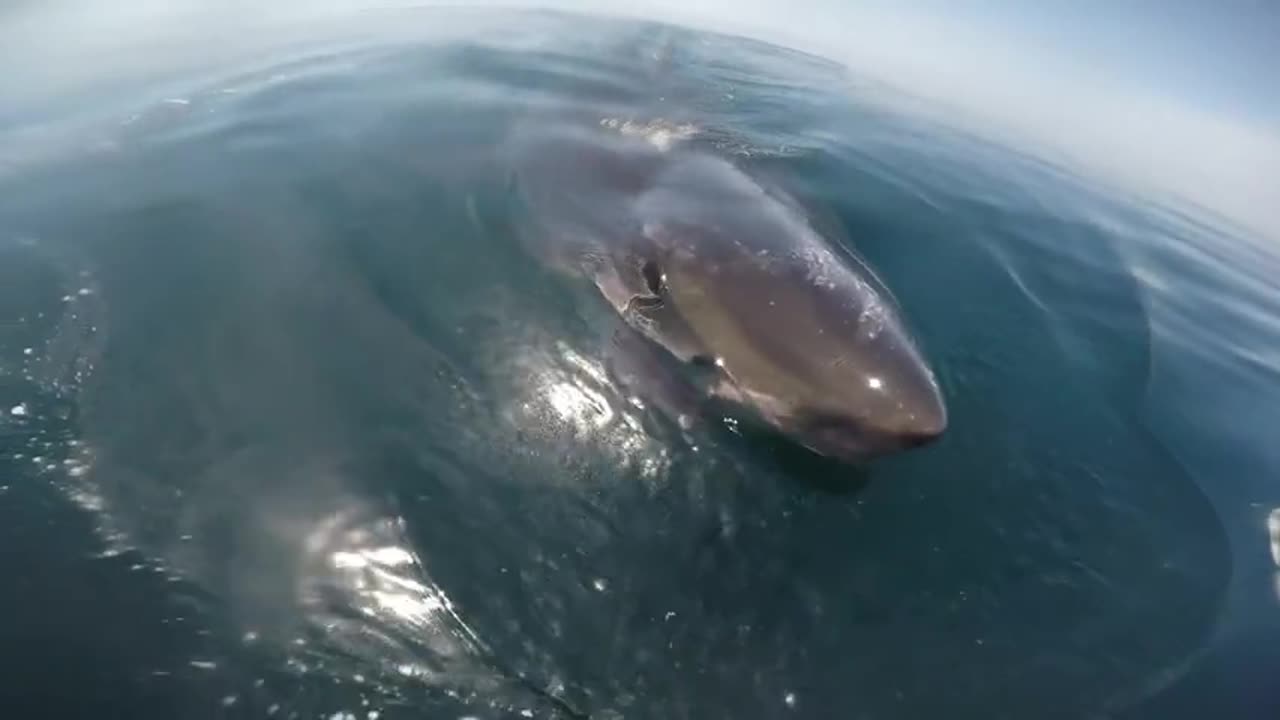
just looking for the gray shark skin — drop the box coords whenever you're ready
[508,121,946,461]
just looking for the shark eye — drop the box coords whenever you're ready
[640,260,664,296]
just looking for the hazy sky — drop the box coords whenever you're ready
[2,0,1276,241]
[627,0,1279,242]
[862,0,1278,123]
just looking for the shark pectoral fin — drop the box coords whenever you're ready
[605,322,703,430]
[627,293,664,312]
[624,293,666,333]
[592,260,640,314]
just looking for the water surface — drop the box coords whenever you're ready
[2,9,1275,719]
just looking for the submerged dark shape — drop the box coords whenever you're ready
[509,120,946,460]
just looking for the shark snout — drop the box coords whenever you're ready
[893,375,948,442]
[780,359,948,461]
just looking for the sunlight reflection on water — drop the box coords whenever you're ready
[506,340,672,482]
[297,506,490,686]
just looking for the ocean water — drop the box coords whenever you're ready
[1,9,1278,720]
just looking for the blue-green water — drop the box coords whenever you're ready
[1,10,1277,719]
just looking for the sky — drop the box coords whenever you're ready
[869,1,1279,122]
[1,0,1277,241]
[642,0,1280,243]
